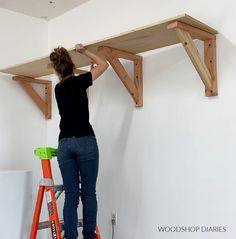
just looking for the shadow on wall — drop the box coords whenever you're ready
[88,64,136,237]
[216,33,236,90]
[92,60,135,170]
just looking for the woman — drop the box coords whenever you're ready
[50,44,108,239]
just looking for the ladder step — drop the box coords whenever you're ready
[38,219,83,231]
[53,184,64,192]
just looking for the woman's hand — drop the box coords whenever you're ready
[75,43,86,54]
[75,43,108,80]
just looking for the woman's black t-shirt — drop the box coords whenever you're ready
[55,72,95,141]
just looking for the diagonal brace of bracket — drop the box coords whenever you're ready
[167,21,217,96]
[98,46,143,107]
[13,76,52,119]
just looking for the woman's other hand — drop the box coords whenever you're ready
[75,43,86,54]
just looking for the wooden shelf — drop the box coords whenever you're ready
[0,14,217,77]
[0,14,218,117]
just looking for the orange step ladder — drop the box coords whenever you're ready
[30,147,101,239]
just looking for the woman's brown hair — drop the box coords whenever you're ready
[49,47,74,79]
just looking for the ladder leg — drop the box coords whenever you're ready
[30,186,45,239]
[96,224,101,239]
[45,186,62,239]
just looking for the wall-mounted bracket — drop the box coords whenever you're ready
[13,76,52,119]
[167,21,217,96]
[98,46,143,107]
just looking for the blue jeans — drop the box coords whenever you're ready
[57,136,99,239]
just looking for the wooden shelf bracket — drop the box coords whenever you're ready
[98,46,143,107]
[167,21,217,96]
[13,76,52,119]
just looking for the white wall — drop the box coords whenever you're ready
[0,170,32,239]
[2,0,236,238]
[47,1,236,239]
[0,8,48,239]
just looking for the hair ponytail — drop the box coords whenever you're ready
[49,47,74,79]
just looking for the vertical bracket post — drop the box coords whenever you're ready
[167,21,217,96]
[98,46,143,107]
[204,37,217,96]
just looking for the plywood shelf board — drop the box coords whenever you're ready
[0,14,217,78]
